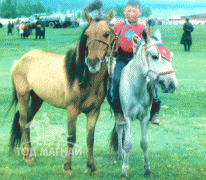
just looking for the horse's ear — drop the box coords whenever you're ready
[142,29,148,44]
[154,29,162,42]
[83,10,93,23]
[106,9,115,24]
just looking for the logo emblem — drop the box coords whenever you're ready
[125,28,135,41]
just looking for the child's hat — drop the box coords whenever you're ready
[126,0,141,9]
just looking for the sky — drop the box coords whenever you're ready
[39,0,206,18]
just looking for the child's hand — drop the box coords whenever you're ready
[133,34,141,45]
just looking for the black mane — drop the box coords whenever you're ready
[65,25,90,87]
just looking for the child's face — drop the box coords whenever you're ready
[124,5,142,23]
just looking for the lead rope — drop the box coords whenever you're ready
[107,36,118,98]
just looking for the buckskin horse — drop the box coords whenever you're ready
[8,9,117,176]
[110,30,178,178]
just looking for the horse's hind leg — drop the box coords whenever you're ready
[14,76,43,162]
[24,91,43,162]
[13,76,32,162]
[28,90,43,122]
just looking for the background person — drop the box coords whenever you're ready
[7,21,13,35]
[180,17,194,52]
[19,21,25,39]
[35,17,42,39]
[40,18,45,39]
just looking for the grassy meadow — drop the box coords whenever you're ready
[0,24,206,179]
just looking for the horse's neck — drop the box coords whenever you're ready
[129,45,153,99]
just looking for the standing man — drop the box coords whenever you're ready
[7,21,13,35]
[19,21,25,39]
[40,18,45,39]
[35,17,42,39]
[180,17,194,52]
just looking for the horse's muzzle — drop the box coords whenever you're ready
[85,57,103,74]
[158,74,178,93]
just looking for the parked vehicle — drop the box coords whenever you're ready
[41,13,79,28]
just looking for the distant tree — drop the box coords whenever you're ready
[0,0,17,18]
[141,6,152,18]
[115,5,125,17]
[76,12,82,19]
[0,0,46,18]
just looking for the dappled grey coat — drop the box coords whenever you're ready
[180,22,194,45]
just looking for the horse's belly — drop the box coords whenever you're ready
[28,67,68,109]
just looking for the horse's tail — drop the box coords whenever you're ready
[110,122,125,152]
[5,60,19,116]
[7,60,22,152]
[9,110,21,152]
[9,81,21,152]
[110,122,118,152]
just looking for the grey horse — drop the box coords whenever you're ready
[110,29,178,178]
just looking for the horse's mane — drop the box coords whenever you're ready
[65,25,89,87]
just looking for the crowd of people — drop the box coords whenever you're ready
[7,17,46,39]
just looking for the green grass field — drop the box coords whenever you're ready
[0,24,206,180]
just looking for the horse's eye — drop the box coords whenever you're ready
[103,33,110,38]
[151,55,159,60]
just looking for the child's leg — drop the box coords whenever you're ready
[110,61,126,102]
[150,87,161,125]
[110,61,127,113]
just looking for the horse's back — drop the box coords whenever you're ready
[12,49,69,109]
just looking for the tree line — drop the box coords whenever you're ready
[0,0,47,18]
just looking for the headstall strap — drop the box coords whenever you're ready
[144,43,175,76]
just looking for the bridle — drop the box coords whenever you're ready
[78,31,118,85]
[86,33,118,59]
[143,43,175,78]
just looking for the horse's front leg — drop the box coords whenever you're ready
[140,114,153,177]
[122,119,133,178]
[63,105,79,177]
[86,108,100,176]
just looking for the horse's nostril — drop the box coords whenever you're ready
[169,82,176,92]
[159,80,165,90]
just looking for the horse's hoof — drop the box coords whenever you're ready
[90,169,101,177]
[118,154,124,161]
[63,170,74,178]
[144,170,154,178]
[121,173,128,179]
[24,157,34,164]
[84,168,89,174]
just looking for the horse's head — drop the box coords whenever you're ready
[82,9,117,74]
[136,29,178,93]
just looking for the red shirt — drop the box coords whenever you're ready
[114,21,145,57]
